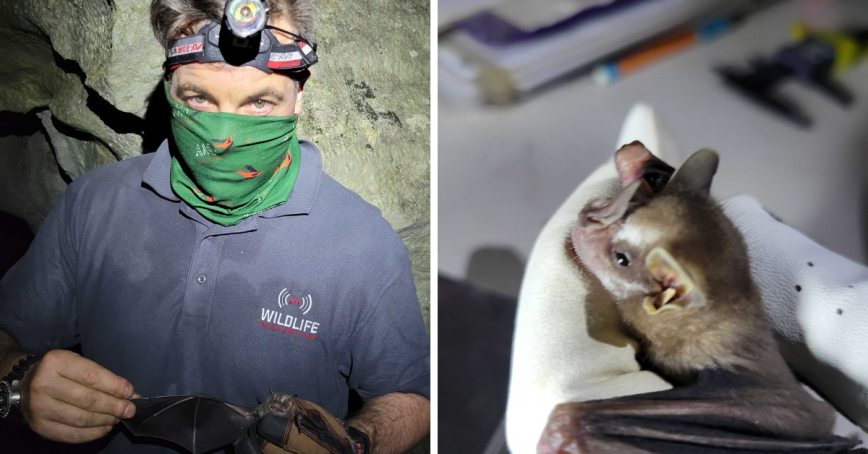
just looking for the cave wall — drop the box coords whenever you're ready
[0,0,430,328]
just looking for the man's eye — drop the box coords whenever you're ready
[252,100,268,109]
[614,251,631,267]
[192,96,207,104]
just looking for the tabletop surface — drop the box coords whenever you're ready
[439,0,868,281]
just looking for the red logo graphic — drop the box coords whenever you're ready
[258,321,317,340]
[278,289,311,314]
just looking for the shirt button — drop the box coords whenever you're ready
[197,275,207,284]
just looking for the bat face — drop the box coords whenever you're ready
[572,194,708,315]
[570,185,663,302]
[571,143,769,376]
[571,142,717,313]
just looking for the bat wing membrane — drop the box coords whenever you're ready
[540,371,866,454]
[122,394,257,454]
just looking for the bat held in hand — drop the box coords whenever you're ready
[540,142,866,453]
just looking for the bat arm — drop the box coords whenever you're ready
[597,423,855,451]
[589,396,834,438]
[222,402,257,417]
[538,384,853,454]
[538,404,658,454]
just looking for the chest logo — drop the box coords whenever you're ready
[278,288,312,314]
[260,289,319,340]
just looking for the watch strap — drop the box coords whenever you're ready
[5,354,40,382]
[1,354,40,420]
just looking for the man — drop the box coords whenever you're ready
[0,1,430,453]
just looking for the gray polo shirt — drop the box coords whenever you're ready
[0,139,429,453]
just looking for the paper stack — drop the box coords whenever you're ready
[440,0,756,104]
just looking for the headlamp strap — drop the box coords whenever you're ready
[164,23,317,75]
[267,41,316,70]
[167,35,206,67]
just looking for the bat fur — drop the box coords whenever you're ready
[255,392,304,420]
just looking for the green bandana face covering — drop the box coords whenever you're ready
[165,80,301,226]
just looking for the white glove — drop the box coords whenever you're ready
[505,104,676,454]
[722,195,868,429]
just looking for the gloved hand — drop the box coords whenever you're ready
[722,195,868,430]
[234,395,370,454]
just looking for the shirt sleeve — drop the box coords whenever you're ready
[0,185,80,354]
[345,261,430,401]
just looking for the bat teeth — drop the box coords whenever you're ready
[661,288,678,305]
[643,288,685,315]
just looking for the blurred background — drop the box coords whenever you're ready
[438,0,868,453]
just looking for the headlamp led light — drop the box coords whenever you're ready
[164,0,318,79]
[225,0,268,38]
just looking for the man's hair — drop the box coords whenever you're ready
[150,0,315,49]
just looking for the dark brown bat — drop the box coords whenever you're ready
[121,392,302,454]
[538,142,865,454]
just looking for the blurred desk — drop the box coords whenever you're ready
[439,0,868,283]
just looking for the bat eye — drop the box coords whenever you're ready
[614,251,631,267]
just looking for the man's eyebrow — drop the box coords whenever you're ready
[240,88,285,105]
[175,83,213,99]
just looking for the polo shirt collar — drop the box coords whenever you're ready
[141,140,179,202]
[141,139,322,217]
[260,140,322,218]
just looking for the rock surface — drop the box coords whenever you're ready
[0,129,68,232]
[0,0,430,330]
[300,0,431,327]
[400,221,432,330]
[37,111,116,181]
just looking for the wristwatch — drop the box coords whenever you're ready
[1,354,40,419]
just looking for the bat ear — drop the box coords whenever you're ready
[665,148,719,194]
[614,140,675,193]
[583,180,642,229]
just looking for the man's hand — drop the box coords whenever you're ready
[347,393,429,454]
[20,349,137,443]
[235,394,365,454]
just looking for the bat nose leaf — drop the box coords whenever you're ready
[121,394,257,454]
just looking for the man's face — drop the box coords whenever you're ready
[168,17,304,117]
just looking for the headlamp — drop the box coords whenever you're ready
[164,0,318,79]
[225,0,268,38]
